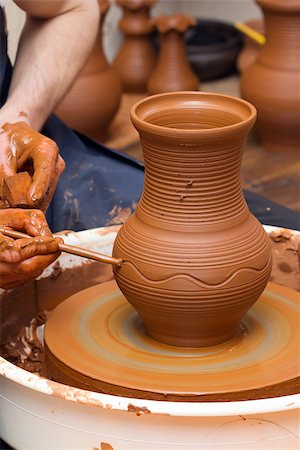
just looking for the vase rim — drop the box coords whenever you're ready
[131,91,256,137]
[256,0,300,13]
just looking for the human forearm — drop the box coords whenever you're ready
[1,0,99,130]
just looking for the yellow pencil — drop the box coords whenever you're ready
[235,21,266,45]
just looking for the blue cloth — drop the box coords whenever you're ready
[0,7,299,232]
[43,116,144,232]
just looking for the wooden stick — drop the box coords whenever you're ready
[0,227,123,266]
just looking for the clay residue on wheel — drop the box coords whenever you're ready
[269,228,300,292]
[1,310,49,376]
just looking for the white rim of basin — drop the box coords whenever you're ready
[1,224,299,417]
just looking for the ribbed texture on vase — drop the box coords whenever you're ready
[114,215,270,274]
[138,136,248,230]
[114,264,271,347]
[114,211,272,347]
[258,13,300,71]
[148,32,198,93]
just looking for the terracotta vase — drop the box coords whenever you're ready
[237,19,265,73]
[113,0,157,93]
[55,0,122,141]
[241,0,300,151]
[148,14,199,94]
[113,92,272,348]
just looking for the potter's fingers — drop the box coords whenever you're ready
[0,236,60,263]
[23,210,53,237]
[11,252,60,278]
[0,233,16,260]
[57,154,66,175]
[0,209,53,237]
[26,141,59,206]
[14,236,60,261]
[35,154,66,212]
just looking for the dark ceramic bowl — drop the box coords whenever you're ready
[185,19,243,81]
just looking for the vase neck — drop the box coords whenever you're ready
[258,9,300,70]
[120,8,153,35]
[82,27,108,75]
[137,132,249,232]
[159,31,187,65]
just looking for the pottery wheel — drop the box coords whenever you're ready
[45,280,299,401]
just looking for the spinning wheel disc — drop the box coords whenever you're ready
[45,281,299,401]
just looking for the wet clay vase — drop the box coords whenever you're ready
[113,92,272,347]
[237,19,265,73]
[241,0,300,151]
[147,14,199,94]
[55,0,122,141]
[113,0,157,93]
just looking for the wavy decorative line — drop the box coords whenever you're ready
[117,255,272,289]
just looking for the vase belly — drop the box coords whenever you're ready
[56,68,121,141]
[113,212,271,347]
[241,64,300,151]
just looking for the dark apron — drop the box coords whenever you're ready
[0,8,299,232]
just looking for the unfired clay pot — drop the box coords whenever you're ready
[237,19,265,73]
[55,0,122,141]
[241,0,300,151]
[147,14,199,94]
[113,0,157,93]
[113,92,272,347]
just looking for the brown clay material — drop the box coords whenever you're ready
[237,19,265,73]
[113,0,157,93]
[147,14,199,94]
[2,172,32,207]
[241,0,300,151]
[112,91,272,347]
[44,280,299,401]
[55,0,122,141]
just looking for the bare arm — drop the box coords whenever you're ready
[0,0,99,130]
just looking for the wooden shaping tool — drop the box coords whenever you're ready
[0,227,123,266]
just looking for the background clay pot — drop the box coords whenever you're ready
[55,0,122,141]
[147,14,199,94]
[241,0,300,151]
[113,0,157,93]
[113,92,272,348]
[152,19,243,82]
[186,19,243,81]
[237,18,265,73]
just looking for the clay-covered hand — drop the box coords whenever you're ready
[0,121,65,211]
[0,209,61,290]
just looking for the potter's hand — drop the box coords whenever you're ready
[0,121,65,211]
[0,209,61,290]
